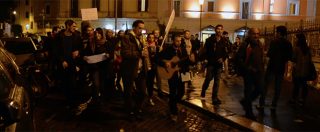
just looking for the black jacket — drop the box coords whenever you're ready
[158,44,191,73]
[201,35,229,67]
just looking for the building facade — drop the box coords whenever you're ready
[14,0,319,41]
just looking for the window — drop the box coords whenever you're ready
[71,0,79,17]
[26,11,29,18]
[207,0,215,12]
[92,0,100,11]
[270,0,274,13]
[242,2,249,19]
[288,0,299,15]
[0,47,20,79]
[0,69,12,98]
[174,0,180,17]
[138,0,148,12]
[46,5,50,15]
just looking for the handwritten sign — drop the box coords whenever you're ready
[81,8,98,21]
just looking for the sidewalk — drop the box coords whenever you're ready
[162,72,320,131]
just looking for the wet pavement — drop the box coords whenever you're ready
[162,71,320,131]
[32,70,320,131]
[33,90,241,131]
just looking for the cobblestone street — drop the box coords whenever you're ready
[33,90,240,131]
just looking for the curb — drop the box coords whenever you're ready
[180,98,279,132]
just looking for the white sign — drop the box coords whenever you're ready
[84,53,107,64]
[81,8,98,21]
[160,10,175,52]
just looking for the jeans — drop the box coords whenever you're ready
[168,72,185,115]
[243,71,264,113]
[201,65,222,99]
[262,70,284,107]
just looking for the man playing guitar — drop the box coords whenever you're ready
[158,35,195,121]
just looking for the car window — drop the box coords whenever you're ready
[3,38,37,55]
[0,66,12,99]
[0,48,20,78]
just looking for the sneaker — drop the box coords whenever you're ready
[136,110,144,121]
[270,107,276,115]
[255,105,264,115]
[245,113,257,121]
[212,98,222,105]
[128,112,136,121]
[297,99,306,107]
[288,99,297,105]
[170,114,178,122]
[149,99,155,106]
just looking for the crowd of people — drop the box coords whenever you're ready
[42,19,314,122]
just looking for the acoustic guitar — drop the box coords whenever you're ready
[157,56,180,80]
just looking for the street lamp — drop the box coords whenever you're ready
[199,0,204,42]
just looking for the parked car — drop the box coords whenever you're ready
[0,46,34,131]
[0,37,38,66]
[0,37,51,98]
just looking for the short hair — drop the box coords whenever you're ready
[223,31,228,35]
[95,27,104,36]
[147,33,155,38]
[132,20,144,28]
[65,19,75,27]
[172,34,181,41]
[52,26,60,32]
[183,30,190,34]
[215,24,223,29]
[248,27,260,35]
[276,26,287,36]
[152,29,160,33]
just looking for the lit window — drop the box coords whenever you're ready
[138,0,148,12]
[92,0,100,11]
[174,0,180,17]
[270,0,274,13]
[207,0,215,12]
[288,0,299,15]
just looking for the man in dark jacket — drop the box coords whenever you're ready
[56,19,83,114]
[258,26,292,114]
[236,27,264,120]
[120,20,148,120]
[200,24,229,105]
[158,35,194,121]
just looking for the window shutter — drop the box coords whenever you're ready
[145,0,149,12]
[138,0,141,11]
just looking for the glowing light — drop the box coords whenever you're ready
[199,0,204,5]
[121,24,126,30]
[220,13,236,19]
[189,4,200,11]
[184,12,200,18]
[26,24,30,30]
[105,24,114,30]
[254,13,263,20]
[222,5,234,12]
[13,11,16,15]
